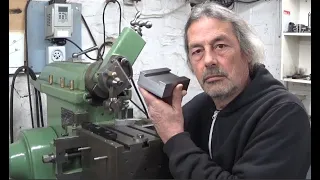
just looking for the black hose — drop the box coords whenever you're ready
[101,1,111,57]
[115,0,122,35]
[35,88,40,127]
[96,41,114,60]
[38,90,44,127]
[81,14,97,46]
[129,99,148,117]
[10,67,25,143]
[26,68,43,128]
[9,66,43,143]
[24,0,35,131]
[101,0,122,57]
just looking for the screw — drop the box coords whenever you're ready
[137,134,144,139]
[69,80,74,90]
[42,154,56,163]
[60,77,65,88]
[49,75,53,85]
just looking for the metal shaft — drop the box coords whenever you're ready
[72,46,98,58]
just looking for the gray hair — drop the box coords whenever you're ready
[184,2,265,72]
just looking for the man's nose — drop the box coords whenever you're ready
[204,49,217,67]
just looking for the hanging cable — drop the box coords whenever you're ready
[81,14,97,46]
[130,78,149,119]
[24,0,43,128]
[10,0,46,143]
[101,0,122,57]
[10,67,25,143]
[24,0,35,130]
[10,66,42,144]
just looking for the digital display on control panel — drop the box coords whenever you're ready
[58,7,68,22]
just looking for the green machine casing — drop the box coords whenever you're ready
[9,27,147,179]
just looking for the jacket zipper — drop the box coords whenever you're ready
[208,110,220,159]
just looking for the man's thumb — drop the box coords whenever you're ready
[172,84,184,109]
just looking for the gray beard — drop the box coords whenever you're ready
[202,81,238,100]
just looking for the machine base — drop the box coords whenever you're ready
[51,123,171,180]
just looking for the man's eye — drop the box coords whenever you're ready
[192,49,202,55]
[216,44,226,49]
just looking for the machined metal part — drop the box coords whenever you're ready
[137,68,190,104]
[45,123,171,180]
[81,122,117,141]
[97,55,133,97]
[84,55,133,103]
[61,108,89,129]
[75,124,171,180]
[53,136,87,180]
[84,61,108,101]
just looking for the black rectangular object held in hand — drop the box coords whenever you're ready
[137,68,190,104]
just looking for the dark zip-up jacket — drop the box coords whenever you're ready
[162,64,311,179]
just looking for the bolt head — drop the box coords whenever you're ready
[137,134,144,138]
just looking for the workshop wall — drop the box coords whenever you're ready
[9,0,310,141]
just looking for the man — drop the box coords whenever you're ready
[139,2,311,179]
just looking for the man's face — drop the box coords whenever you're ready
[187,17,250,99]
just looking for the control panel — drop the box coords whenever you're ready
[45,3,73,39]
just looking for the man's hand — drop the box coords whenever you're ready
[139,84,187,144]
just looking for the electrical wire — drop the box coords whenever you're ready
[10,66,43,143]
[115,0,122,35]
[25,0,44,128]
[129,99,148,118]
[25,0,44,129]
[102,1,112,57]
[130,78,149,119]
[10,67,25,143]
[81,14,97,46]
[24,0,35,130]
[10,0,48,143]
[101,0,122,57]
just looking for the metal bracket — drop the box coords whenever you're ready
[54,136,88,180]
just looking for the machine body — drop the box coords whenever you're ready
[9,10,172,179]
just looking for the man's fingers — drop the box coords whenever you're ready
[172,84,184,109]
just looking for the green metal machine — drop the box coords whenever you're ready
[9,10,171,180]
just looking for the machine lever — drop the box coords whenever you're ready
[72,46,98,58]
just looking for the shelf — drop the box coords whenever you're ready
[283,32,311,37]
[283,78,311,84]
